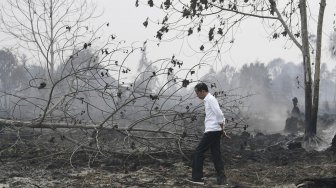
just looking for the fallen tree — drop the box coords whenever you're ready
[0,46,247,159]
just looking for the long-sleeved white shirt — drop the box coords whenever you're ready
[203,93,225,133]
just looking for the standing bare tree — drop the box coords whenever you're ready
[138,0,328,145]
[0,0,97,81]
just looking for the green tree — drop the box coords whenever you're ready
[0,49,27,111]
[239,62,271,93]
[268,59,304,103]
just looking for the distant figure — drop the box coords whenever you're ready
[241,129,251,150]
[291,97,300,118]
[284,97,303,133]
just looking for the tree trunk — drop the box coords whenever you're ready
[49,0,55,80]
[311,0,326,137]
[299,0,314,138]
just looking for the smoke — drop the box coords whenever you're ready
[318,124,336,151]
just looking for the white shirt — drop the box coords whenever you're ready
[203,93,225,133]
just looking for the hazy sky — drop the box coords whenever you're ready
[97,0,336,70]
[0,0,335,72]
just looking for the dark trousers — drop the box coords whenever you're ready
[192,131,224,180]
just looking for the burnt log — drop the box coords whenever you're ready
[284,117,299,133]
[330,133,336,152]
[287,141,302,150]
[296,177,336,188]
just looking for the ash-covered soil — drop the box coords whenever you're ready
[1,129,336,188]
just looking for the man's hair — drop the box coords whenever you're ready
[194,82,208,92]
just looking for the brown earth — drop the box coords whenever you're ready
[1,129,336,188]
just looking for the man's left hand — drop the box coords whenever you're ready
[222,130,231,139]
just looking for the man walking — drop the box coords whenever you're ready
[188,82,229,185]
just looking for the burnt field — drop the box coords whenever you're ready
[1,127,336,188]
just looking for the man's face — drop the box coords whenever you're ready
[195,90,207,100]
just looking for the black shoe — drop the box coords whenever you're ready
[217,174,228,185]
[186,178,205,185]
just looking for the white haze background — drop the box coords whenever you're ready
[0,0,335,141]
